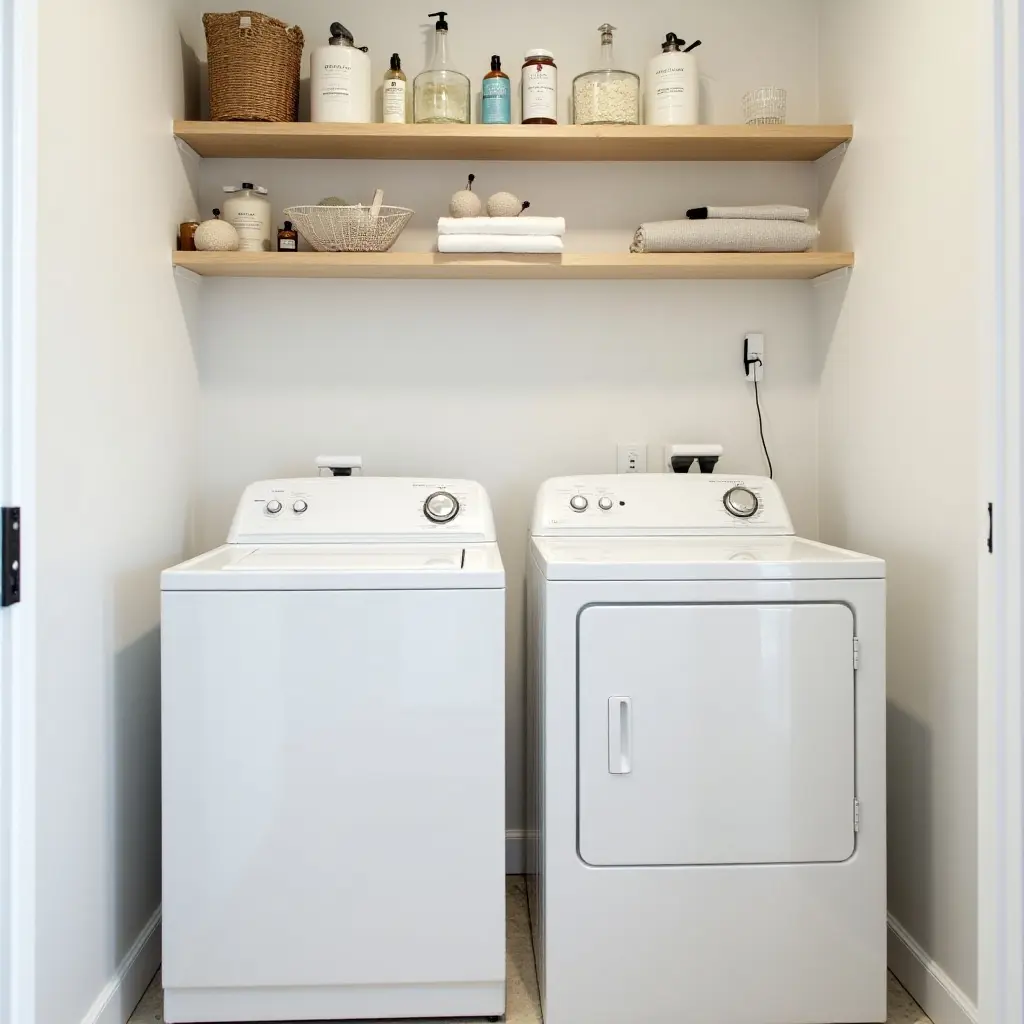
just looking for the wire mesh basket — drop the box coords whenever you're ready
[743,87,788,125]
[284,205,414,252]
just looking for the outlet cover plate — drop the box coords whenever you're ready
[744,333,765,382]
[617,442,647,474]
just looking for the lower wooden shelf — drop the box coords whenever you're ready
[172,250,854,281]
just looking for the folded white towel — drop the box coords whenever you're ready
[437,234,564,254]
[438,216,566,236]
[631,219,818,253]
[687,205,810,222]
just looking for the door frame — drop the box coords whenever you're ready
[980,1,1024,1022]
[0,0,36,1021]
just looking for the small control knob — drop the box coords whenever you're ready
[723,486,759,519]
[424,490,460,523]
[570,495,589,512]
[265,499,283,515]
[598,496,613,511]
[293,499,308,514]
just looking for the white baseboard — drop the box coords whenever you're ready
[888,914,978,1024]
[81,907,162,1024]
[506,829,535,874]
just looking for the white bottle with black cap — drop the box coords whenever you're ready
[645,32,700,125]
[222,183,272,252]
[311,22,372,123]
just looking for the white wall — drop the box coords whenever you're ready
[817,2,984,1013]
[185,0,826,842]
[34,0,199,1021]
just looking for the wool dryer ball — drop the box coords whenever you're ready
[486,191,525,217]
[194,209,239,251]
[449,173,483,218]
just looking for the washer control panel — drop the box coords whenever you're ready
[532,474,793,537]
[230,477,496,544]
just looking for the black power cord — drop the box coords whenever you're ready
[750,360,773,479]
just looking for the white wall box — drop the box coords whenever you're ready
[3,3,1010,1024]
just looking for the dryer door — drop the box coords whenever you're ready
[578,602,855,866]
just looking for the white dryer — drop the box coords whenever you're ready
[161,477,505,1024]
[526,474,886,1024]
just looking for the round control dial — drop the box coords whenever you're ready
[265,499,283,515]
[293,499,308,514]
[723,486,759,519]
[570,495,589,512]
[598,496,613,511]
[424,491,460,524]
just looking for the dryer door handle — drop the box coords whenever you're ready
[608,696,632,775]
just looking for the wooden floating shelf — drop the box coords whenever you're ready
[172,251,854,281]
[173,121,852,162]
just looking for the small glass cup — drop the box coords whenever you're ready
[743,87,788,125]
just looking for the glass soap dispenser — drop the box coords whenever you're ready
[572,24,640,125]
[414,11,470,124]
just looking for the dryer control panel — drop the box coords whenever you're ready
[531,474,794,537]
[228,477,496,544]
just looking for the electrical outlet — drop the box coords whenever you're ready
[617,443,647,474]
[744,333,765,382]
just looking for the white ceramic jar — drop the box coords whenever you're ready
[221,183,272,253]
[645,33,699,125]
[311,22,372,123]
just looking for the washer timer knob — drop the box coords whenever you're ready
[723,486,759,519]
[598,496,613,511]
[424,490,460,523]
[293,499,308,514]
[265,499,283,515]
[570,495,589,512]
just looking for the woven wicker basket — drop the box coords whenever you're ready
[204,11,304,122]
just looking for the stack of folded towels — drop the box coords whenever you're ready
[630,205,817,254]
[437,216,566,254]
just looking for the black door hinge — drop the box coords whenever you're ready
[2,507,20,606]
[988,502,994,554]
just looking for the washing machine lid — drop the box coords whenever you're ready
[533,535,884,581]
[161,543,504,591]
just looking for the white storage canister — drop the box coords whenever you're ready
[222,183,272,252]
[311,22,372,123]
[645,33,699,125]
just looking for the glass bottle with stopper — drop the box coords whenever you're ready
[572,24,640,125]
[414,11,470,124]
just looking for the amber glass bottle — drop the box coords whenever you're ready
[277,221,298,252]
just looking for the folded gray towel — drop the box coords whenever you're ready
[631,219,818,253]
[686,205,810,221]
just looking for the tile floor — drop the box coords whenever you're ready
[131,877,930,1024]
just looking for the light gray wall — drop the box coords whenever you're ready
[817,0,983,1007]
[184,0,827,841]
[34,1,199,1020]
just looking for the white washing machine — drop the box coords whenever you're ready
[161,476,505,1024]
[526,474,886,1024]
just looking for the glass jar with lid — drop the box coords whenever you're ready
[572,24,640,125]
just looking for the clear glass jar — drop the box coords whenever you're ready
[573,24,640,125]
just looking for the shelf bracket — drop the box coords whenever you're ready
[812,266,852,288]
[815,141,849,166]
[174,134,200,161]
[173,265,201,284]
